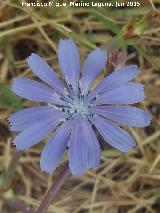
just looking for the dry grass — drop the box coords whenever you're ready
[0,0,160,212]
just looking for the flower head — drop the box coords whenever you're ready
[9,39,151,175]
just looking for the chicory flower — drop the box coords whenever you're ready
[8,39,151,175]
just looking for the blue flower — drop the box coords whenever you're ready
[8,39,151,175]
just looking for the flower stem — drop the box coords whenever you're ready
[35,162,70,213]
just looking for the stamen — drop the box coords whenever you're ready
[68,83,76,97]
[62,108,66,112]
[64,78,76,98]
[57,82,94,119]
[89,92,100,105]
[60,96,70,104]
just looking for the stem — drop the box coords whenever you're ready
[0,151,23,191]
[36,162,70,213]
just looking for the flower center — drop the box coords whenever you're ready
[49,83,97,121]
[68,97,89,118]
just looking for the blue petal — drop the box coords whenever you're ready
[92,106,151,127]
[88,65,139,102]
[95,82,145,105]
[13,116,61,150]
[12,77,62,104]
[80,48,107,94]
[40,121,72,173]
[8,106,63,131]
[27,53,65,95]
[68,118,101,175]
[96,65,139,92]
[58,39,80,92]
[90,116,136,152]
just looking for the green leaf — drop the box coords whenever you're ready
[0,83,22,112]
[90,10,120,34]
